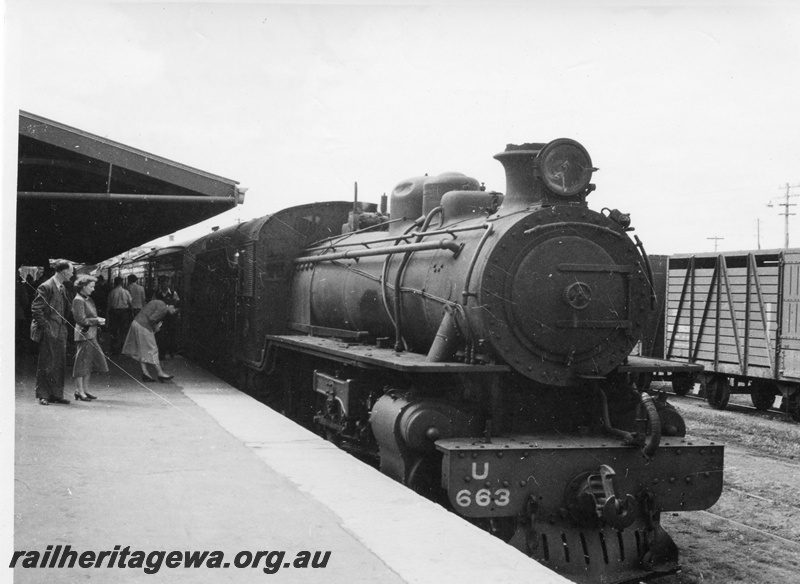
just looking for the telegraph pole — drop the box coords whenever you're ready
[757,218,761,250]
[708,236,724,252]
[770,184,799,248]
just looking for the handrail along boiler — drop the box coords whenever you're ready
[185,139,724,584]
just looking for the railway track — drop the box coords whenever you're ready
[700,508,800,547]
[674,392,787,416]
[650,382,796,422]
[655,396,800,583]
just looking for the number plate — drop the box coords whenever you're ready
[437,435,724,518]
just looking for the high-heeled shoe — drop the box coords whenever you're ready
[141,374,156,383]
[85,392,97,400]
[74,392,91,402]
[157,374,174,383]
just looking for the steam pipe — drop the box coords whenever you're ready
[597,386,661,459]
[304,223,485,253]
[294,238,461,265]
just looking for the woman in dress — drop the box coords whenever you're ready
[152,275,180,359]
[122,298,178,382]
[72,275,108,401]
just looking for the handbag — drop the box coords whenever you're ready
[30,320,43,343]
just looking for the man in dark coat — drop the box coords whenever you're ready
[31,260,74,405]
[107,276,133,355]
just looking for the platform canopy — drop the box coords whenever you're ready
[16,111,245,266]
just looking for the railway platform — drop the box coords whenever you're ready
[9,351,568,583]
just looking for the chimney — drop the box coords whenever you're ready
[494,143,546,210]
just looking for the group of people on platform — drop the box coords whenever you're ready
[20,261,180,406]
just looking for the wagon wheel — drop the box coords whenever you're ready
[750,382,777,411]
[671,373,694,396]
[786,391,800,422]
[704,375,730,410]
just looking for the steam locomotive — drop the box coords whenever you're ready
[175,139,723,584]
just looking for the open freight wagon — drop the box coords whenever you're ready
[663,248,800,420]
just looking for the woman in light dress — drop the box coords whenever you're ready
[122,298,178,382]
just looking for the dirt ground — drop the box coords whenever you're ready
[652,388,800,584]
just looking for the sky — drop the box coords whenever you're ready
[3,0,800,260]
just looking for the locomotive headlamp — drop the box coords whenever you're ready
[537,138,596,197]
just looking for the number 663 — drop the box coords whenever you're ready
[455,488,511,507]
